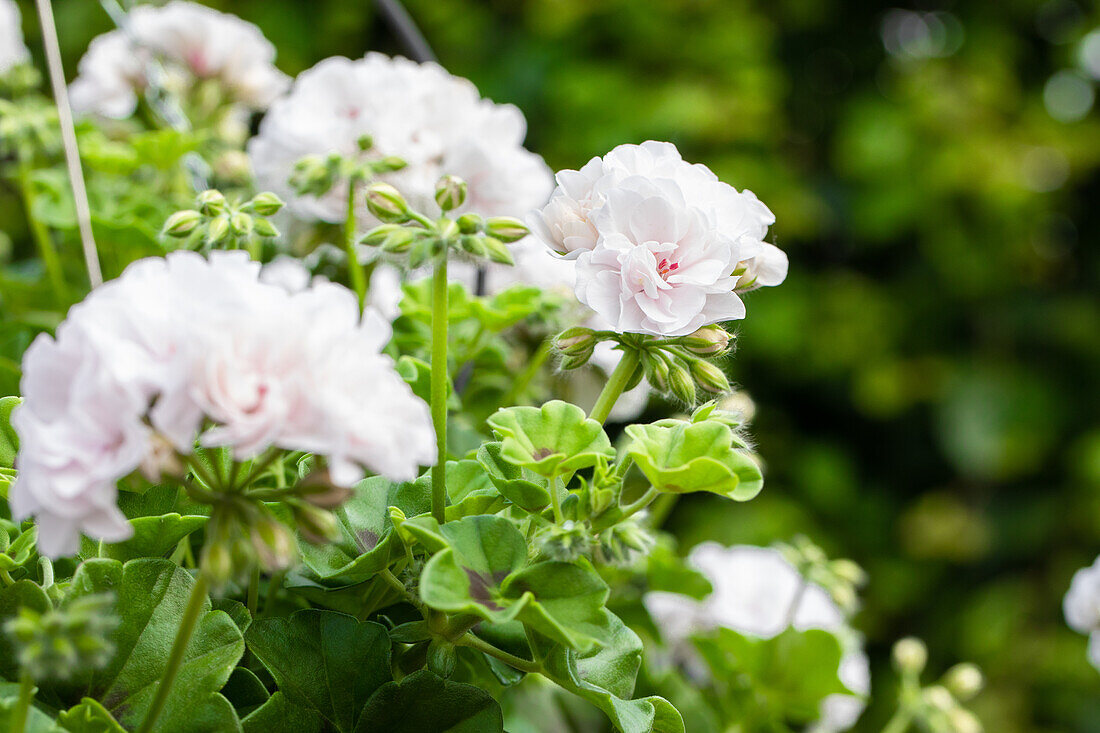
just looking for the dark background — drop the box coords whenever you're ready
[20,0,1100,729]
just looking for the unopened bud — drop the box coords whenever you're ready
[434,175,467,211]
[230,212,254,237]
[456,213,484,234]
[668,363,696,405]
[691,359,730,394]
[292,502,342,544]
[366,182,410,223]
[648,356,671,391]
[162,210,201,237]
[555,327,596,356]
[205,215,230,246]
[253,218,279,238]
[924,685,955,712]
[829,559,868,587]
[942,663,983,701]
[374,156,407,173]
[202,541,234,588]
[356,134,373,151]
[458,235,487,257]
[946,708,982,733]
[361,224,404,248]
[382,228,418,254]
[249,192,285,216]
[213,150,251,182]
[197,189,227,216]
[560,353,591,370]
[681,325,731,356]
[480,236,514,265]
[485,216,529,243]
[250,517,297,571]
[893,637,928,674]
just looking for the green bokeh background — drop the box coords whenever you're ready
[14,0,1100,729]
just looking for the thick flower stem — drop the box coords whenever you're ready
[344,179,367,312]
[588,348,641,425]
[430,254,449,524]
[138,572,209,733]
[8,671,34,733]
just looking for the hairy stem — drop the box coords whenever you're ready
[344,179,367,312]
[456,633,540,674]
[430,253,449,524]
[588,348,640,425]
[137,572,209,733]
[8,671,34,733]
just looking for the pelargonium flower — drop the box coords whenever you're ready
[68,0,289,119]
[248,53,553,224]
[0,0,29,75]
[644,543,869,733]
[11,251,434,557]
[1064,556,1100,669]
[529,141,786,337]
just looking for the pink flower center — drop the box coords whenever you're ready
[657,258,679,279]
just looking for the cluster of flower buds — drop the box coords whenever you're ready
[0,97,60,160]
[359,174,530,268]
[0,63,41,97]
[555,325,735,405]
[891,637,985,733]
[4,593,117,681]
[778,535,867,615]
[162,189,285,252]
[288,136,407,198]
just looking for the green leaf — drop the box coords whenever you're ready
[0,396,20,468]
[57,699,127,732]
[441,460,504,520]
[79,514,206,562]
[420,517,610,649]
[0,682,60,732]
[476,442,550,512]
[0,526,37,572]
[222,667,270,716]
[241,693,323,733]
[691,628,849,723]
[487,401,614,477]
[245,610,391,733]
[74,559,245,733]
[537,612,685,733]
[354,670,503,733]
[625,420,763,500]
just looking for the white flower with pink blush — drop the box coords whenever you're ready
[69,0,289,119]
[1064,555,1100,670]
[0,0,29,75]
[11,251,434,557]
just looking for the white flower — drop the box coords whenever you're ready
[530,141,784,337]
[248,53,553,224]
[644,543,868,731]
[1064,556,1100,670]
[69,0,289,119]
[0,0,29,75]
[12,251,434,557]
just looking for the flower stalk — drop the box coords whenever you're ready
[345,177,367,312]
[430,251,449,524]
[8,671,34,733]
[588,348,640,425]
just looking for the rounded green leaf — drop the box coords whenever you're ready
[487,401,614,477]
[353,670,503,733]
[625,420,763,500]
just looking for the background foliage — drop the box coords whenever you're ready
[8,0,1100,730]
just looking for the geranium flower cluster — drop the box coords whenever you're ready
[249,53,553,224]
[0,0,29,75]
[529,141,787,337]
[69,0,289,119]
[11,251,434,557]
[1065,555,1100,669]
[645,543,868,732]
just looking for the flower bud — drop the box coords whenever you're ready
[289,155,336,196]
[292,502,342,544]
[361,224,404,247]
[382,228,418,254]
[205,215,231,246]
[229,212,254,237]
[681,325,731,356]
[356,134,373,151]
[485,216,529,243]
[458,235,488,258]
[375,155,407,173]
[946,708,982,733]
[690,359,730,394]
[480,236,514,265]
[366,182,410,223]
[434,175,467,211]
[162,210,202,237]
[648,355,671,391]
[250,516,297,571]
[924,685,955,712]
[893,637,928,675]
[829,558,868,587]
[5,593,117,681]
[456,213,484,234]
[253,218,279,238]
[197,189,227,216]
[668,362,696,405]
[942,663,983,701]
[214,150,252,182]
[248,192,285,216]
[555,327,597,357]
[560,353,591,370]
[201,540,235,589]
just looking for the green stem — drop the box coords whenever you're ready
[456,633,541,674]
[17,165,66,305]
[881,709,912,733]
[588,348,641,425]
[0,569,13,587]
[645,493,678,529]
[138,572,209,733]
[430,253,449,525]
[8,671,34,733]
[345,178,367,312]
[247,566,260,617]
[619,486,659,521]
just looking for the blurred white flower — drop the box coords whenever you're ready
[0,0,29,75]
[1064,556,1100,670]
[249,53,553,224]
[645,543,868,732]
[530,141,783,337]
[11,251,434,557]
[69,0,289,119]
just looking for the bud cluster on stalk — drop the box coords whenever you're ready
[778,535,867,615]
[554,324,736,405]
[890,637,985,733]
[359,174,530,268]
[162,188,285,253]
[4,592,117,681]
[288,135,407,199]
